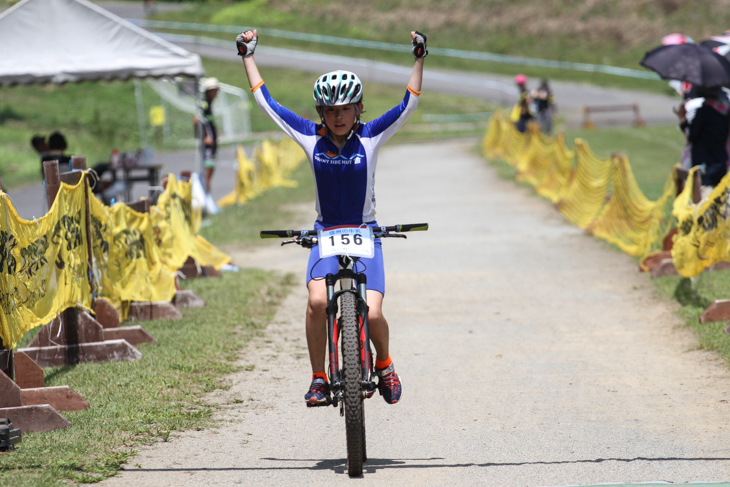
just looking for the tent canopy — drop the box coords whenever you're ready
[0,0,203,86]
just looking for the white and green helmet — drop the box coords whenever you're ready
[313,70,363,107]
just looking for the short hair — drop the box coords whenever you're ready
[48,131,67,151]
[31,135,47,150]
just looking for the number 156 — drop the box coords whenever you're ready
[330,233,363,246]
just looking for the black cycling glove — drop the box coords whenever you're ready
[236,32,258,57]
[412,31,428,59]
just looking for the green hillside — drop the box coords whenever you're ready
[2,0,726,189]
[152,0,730,87]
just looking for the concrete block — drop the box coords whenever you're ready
[641,250,672,272]
[700,299,730,324]
[179,256,200,279]
[14,352,44,389]
[18,339,142,368]
[29,309,104,347]
[128,301,183,321]
[93,297,120,328]
[0,371,21,408]
[0,405,70,433]
[173,289,206,309]
[179,257,221,279]
[21,386,89,412]
[103,326,156,346]
[650,258,679,278]
[202,265,222,278]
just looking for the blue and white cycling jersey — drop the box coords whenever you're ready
[252,81,420,226]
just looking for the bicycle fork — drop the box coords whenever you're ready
[325,271,375,407]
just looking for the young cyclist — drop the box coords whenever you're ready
[236,29,428,405]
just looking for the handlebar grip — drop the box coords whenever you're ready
[261,230,295,238]
[388,223,429,232]
[260,229,316,238]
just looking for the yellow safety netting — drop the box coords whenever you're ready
[515,124,575,202]
[482,111,529,163]
[0,180,92,349]
[219,137,306,208]
[671,169,730,277]
[89,195,177,306]
[588,154,676,257]
[0,172,231,348]
[150,175,231,272]
[534,134,574,204]
[481,111,678,265]
[218,145,258,206]
[555,139,613,229]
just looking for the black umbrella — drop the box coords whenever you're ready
[640,43,730,87]
[700,38,730,60]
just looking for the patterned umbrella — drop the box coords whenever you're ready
[640,43,730,87]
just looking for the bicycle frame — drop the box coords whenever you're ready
[325,254,375,408]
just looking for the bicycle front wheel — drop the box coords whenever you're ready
[341,291,365,477]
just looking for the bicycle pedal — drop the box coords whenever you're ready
[306,399,332,408]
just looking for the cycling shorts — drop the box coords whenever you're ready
[305,221,385,295]
[203,145,217,169]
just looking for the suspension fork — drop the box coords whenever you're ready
[325,273,341,388]
[357,273,374,383]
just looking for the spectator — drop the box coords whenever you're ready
[511,74,533,133]
[532,78,556,135]
[30,134,48,164]
[674,83,704,170]
[41,131,72,174]
[675,86,730,200]
[194,77,219,193]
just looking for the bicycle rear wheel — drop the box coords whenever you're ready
[341,291,365,477]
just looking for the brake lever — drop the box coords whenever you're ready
[281,239,296,246]
[380,233,407,239]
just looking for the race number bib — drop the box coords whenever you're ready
[318,226,374,259]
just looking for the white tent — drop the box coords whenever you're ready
[0,0,208,173]
[0,0,203,86]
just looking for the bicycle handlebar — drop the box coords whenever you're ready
[260,223,429,239]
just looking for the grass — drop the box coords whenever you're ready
[199,155,316,246]
[654,271,730,366]
[0,268,296,486]
[146,0,726,95]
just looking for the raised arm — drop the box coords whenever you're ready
[408,31,428,93]
[237,29,263,90]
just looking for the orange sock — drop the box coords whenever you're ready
[312,372,328,382]
[375,354,392,370]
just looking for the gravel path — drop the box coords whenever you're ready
[99,139,730,486]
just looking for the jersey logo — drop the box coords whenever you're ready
[314,152,366,165]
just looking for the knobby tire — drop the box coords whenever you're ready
[341,292,365,477]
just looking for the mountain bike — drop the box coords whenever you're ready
[260,223,428,477]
